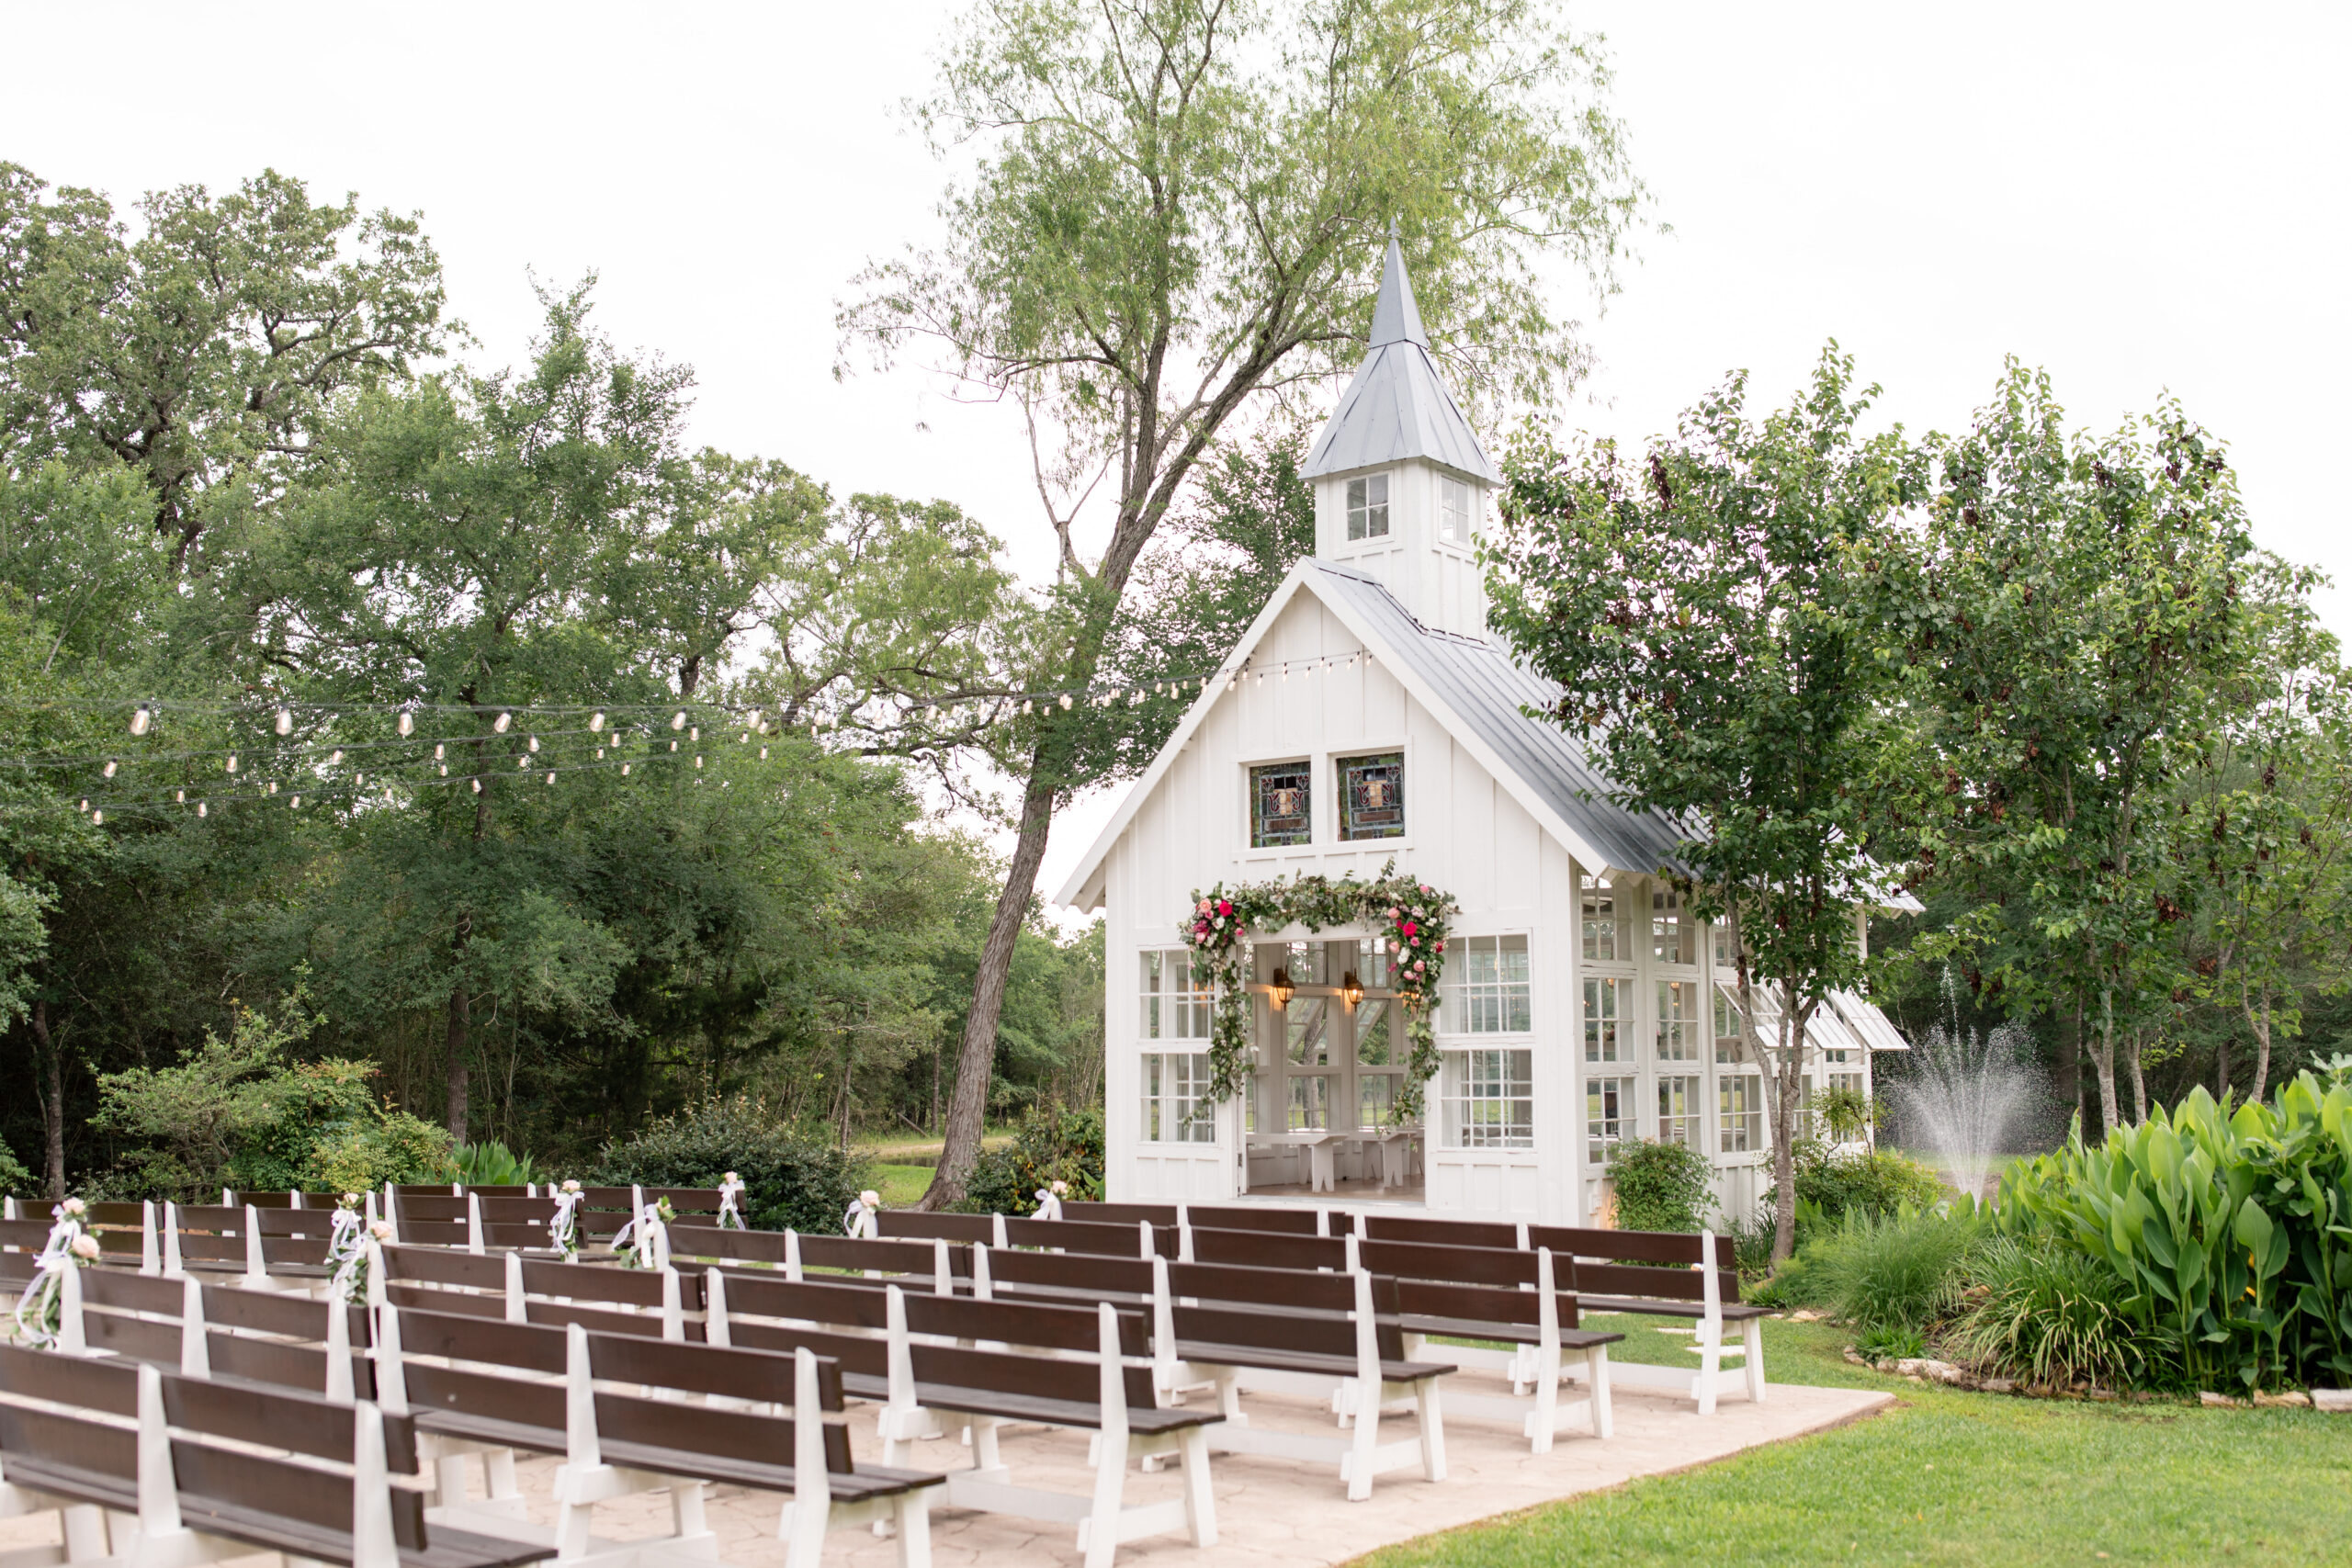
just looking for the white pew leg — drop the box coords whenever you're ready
[1080,1436,1128,1568]
[1744,1319,1768,1404]
[1414,1379,1446,1482]
[892,1491,933,1568]
[61,1506,107,1562]
[1177,1427,1216,1548]
[555,1498,595,1561]
[484,1448,520,1503]
[1697,1325,1721,1416]
[1529,1351,1558,1455]
[436,1454,472,1506]
[783,1492,830,1568]
[1345,1387,1379,1501]
[1589,1347,1614,1440]
[671,1479,707,1540]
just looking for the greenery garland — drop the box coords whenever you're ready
[1182,860,1461,1123]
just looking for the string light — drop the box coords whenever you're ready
[130,706,151,736]
[397,711,414,737]
[103,760,117,779]
[92,809,102,824]
[527,735,540,752]
[590,712,605,732]
[493,711,513,733]
[434,743,445,761]
[276,708,293,736]
[226,754,238,773]
[671,712,686,730]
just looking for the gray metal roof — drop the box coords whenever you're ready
[1309,561,1688,874]
[1300,237,1501,484]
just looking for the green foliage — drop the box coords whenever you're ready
[88,991,452,1199]
[455,1141,538,1188]
[1801,1207,1983,1332]
[1605,1137,1716,1233]
[1775,1140,1949,1223]
[1941,1235,2154,1388]
[960,1105,1105,1217]
[1996,1075,2352,1390]
[1854,1324,1927,1361]
[591,1096,865,1235]
[0,1139,33,1196]
[1815,1084,1874,1143]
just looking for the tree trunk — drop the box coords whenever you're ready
[920,767,1056,1210]
[2057,994,2083,1127]
[2215,1030,2230,1101]
[2126,1029,2147,1125]
[2091,982,2120,1138]
[2245,983,2274,1106]
[31,998,63,1200]
[445,970,471,1144]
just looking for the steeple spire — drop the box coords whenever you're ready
[1367,225,1429,348]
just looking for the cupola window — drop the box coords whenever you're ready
[1346,473,1391,540]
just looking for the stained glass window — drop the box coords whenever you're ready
[1250,761,1311,847]
[1337,751,1405,840]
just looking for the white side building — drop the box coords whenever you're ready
[1054,236,1911,1224]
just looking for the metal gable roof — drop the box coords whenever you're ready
[1306,562,1689,875]
[1300,237,1501,484]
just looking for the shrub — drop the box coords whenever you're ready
[1997,1075,2352,1391]
[960,1105,1105,1216]
[591,1096,863,1234]
[456,1141,539,1187]
[1605,1138,1715,1233]
[1769,1139,1947,1224]
[1940,1235,2155,1388]
[1803,1206,1982,1332]
[1856,1325,1926,1361]
[0,1140,34,1198]
[312,1111,454,1193]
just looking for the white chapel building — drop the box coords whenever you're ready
[1054,236,1912,1226]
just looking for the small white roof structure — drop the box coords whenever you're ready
[1300,233,1501,484]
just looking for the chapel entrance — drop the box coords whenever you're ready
[1240,936,1423,1199]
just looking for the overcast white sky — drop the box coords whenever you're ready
[6,1,2345,913]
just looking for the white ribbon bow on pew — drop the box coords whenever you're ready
[718,1172,746,1230]
[611,1194,673,1269]
[842,1189,882,1238]
[548,1180,583,1259]
[12,1198,96,1349]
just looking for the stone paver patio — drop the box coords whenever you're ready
[0,1369,1891,1567]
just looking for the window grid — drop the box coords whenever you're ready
[1657,1075,1703,1152]
[1440,476,1476,544]
[1446,934,1531,1034]
[1140,949,1211,1041]
[1583,976,1625,1063]
[1652,887,1685,964]
[1720,1075,1764,1154]
[1587,1076,1633,1166]
[1346,473,1391,540]
[1141,1053,1214,1144]
[1580,876,1619,962]
[1442,1048,1533,1150]
[1657,979,1702,1061]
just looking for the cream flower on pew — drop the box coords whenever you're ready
[59,1198,85,1217]
[1049,1180,1069,1196]
[70,1235,101,1260]
[723,1171,738,1184]
[860,1190,881,1210]
[561,1179,582,1194]
[368,1222,395,1242]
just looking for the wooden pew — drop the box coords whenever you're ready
[1184,1225,1350,1272]
[1526,1225,1764,1413]
[1354,1213,1524,1250]
[1352,1238,1617,1450]
[62,1265,374,1400]
[998,1217,1177,1260]
[666,1225,961,1292]
[0,1342,549,1568]
[872,1212,1002,1247]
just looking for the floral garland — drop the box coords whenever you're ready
[1182,860,1459,1123]
[13,1198,99,1349]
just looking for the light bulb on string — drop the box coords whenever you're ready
[434,743,445,761]
[595,748,605,760]
[695,755,703,769]
[354,772,364,786]
[738,731,748,744]
[197,801,208,818]
[1021,699,1033,716]
[1058,694,1072,710]
[671,711,686,731]
[758,747,769,760]
[226,753,238,773]
[396,711,413,737]
[590,712,605,732]
[275,708,292,736]
[77,798,88,813]
[545,772,555,785]
[175,789,185,804]
[620,763,631,776]
[130,705,151,736]
[527,735,539,752]
[266,782,277,795]
[471,778,482,794]
[103,760,117,779]
[92,809,103,825]
[493,711,513,733]
[516,755,528,769]
[670,739,679,751]
[329,750,344,765]
[290,795,300,809]
[688,726,699,741]
[438,764,447,776]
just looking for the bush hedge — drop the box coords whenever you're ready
[1605,1137,1715,1233]
[591,1096,865,1234]
[960,1105,1104,1216]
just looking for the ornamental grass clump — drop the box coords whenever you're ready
[1942,1236,2154,1389]
[1804,1206,1983,1333]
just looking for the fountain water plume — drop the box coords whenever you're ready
[1880,969,2054,1201]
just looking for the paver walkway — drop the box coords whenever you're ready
[0,1371,1889,1567]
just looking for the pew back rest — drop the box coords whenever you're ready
[717,1272,893,1332]
[383,1244,505,1292]
[520,1256,698,1311]
[1000,1217,1170,1258]
[1183,1205,1352,1236]
[1057,1201,1179,1226]
[1165,1260,1355,1314]
[902,1293,1148,1358]
[908,1339,1155,1410]
[1358,1213,1519,1249]
[875,1212,996,1245]
[977,1247,1154,1301]
[1526,1225,1736,1306]
[1355,1237,1544,1290]
[1186,1226,1347,1272]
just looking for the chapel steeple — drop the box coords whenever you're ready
[1301,231,1498,637]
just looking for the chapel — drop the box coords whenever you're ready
[1054,234,1910,1224]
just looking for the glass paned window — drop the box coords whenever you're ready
[1587,1076,1633,1165]
[1287,1075,1331,1131]
[1583,976,1625,1062]
[1444,934,1531,1033]
[1336,751,1405,840]
[1358,1073,1396,1129]
[1346,473,1391,540]
[1713,921,1736,971]
[1440,476,1477,544]
[1581,876,1619,962]
[1355,937,1392,989]
[1250,761,1311,847]
[1714,987,1746,1064]
[1355,999,1396,1066]
[1285,997,1330,1067]
[1657,1075,1703,1152]
[1720,1075,1764,1154]
[1653,887,1685,964]
[1657,980,1701,1061]
[1141,1053,1214,1143]
[1442,1049,1532,1149]
[1139,949,1210,1040]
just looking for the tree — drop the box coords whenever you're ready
[1486,348,1922,1260]
[1892,364,2259,1134]
[842,0,1644,1204]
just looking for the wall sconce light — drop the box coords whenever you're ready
[1269,966,1294,1010]
[1339,970,1364,1010]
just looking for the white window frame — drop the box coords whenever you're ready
[1443,933,1531,1034]
[1652,886,1688,965]
[1656,979,1702,1062]
[1657,1074,1703,1153]
[1441,1047,1533,1150]
[1141,1052,1215,1144]
[1580,874,1622,963]
[1438,475,1478,547]
[1345,471,1392,541]
[1587,1074,1634,1166]
[1139,948,1211,1042]
[1719,1073,1764,1155]
[1583,976,1626,1064]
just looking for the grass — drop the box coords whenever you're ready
[870,1163,933,1207]
[1359,1314,2352,1568]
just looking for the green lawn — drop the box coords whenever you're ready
[1363,1314,2352,1568]
[870,1163,933,1207]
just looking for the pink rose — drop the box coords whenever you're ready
[1400,921,1417,939]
